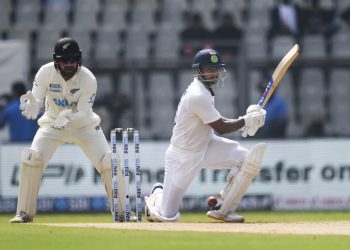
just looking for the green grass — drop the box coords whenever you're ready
[1,212,349,250]
[181,211,350,222]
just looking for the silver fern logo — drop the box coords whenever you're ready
[63,43,70,50]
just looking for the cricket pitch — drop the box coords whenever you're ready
[41,221,350,235]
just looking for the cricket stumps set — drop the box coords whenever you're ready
[110,128,142,222]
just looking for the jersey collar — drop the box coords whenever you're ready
[194,77,215,96]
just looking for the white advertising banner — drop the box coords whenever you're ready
[1,139,350,211]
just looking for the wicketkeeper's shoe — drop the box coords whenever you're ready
[207,210,244,223]
[9,211,33,223]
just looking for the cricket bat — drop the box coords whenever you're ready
[241,44,300,137]
[258,44,300,108]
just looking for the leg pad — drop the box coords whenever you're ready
[219,143,266,215]
[17,148,43,217]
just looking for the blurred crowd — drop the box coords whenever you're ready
[1,0,350,141]
[0,81,38,142]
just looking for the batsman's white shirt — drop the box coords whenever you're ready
[171,78,221,152]
[160,78,248,218]
[29,62,110,169]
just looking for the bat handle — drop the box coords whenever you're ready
[258,78,274,109]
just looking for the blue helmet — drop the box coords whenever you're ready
[192,49,226,87]
[192,49,225,71]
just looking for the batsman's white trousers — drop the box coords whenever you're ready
[31,124,110,170]
[160,134,249,218]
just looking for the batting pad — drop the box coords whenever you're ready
[101,152,127,216]
[17,149,43,217]
[219,143,266,215]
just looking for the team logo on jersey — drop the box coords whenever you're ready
[70,88,80,95]
[49,83,61,92]
[53,98,78,109]
[53,98,69,107]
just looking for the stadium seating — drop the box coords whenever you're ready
[298,68,327,127]
[331,32,350,59]
[327,69,350,136]
[148,72,176,139]
[1,0,349,139]
[301,35,327,60]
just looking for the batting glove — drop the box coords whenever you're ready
[240,109,266,137]
[246,104,261,114]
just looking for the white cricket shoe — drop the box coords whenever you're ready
[207,210,245,223]
[145,183,164,222]
[9,211,33,223]
[150,183,164,194]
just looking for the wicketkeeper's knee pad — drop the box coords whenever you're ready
[21,148,43,167]
[100,152,126,215]
[17,148,44,217]
[100,152,113,208]
[101,152,112,174]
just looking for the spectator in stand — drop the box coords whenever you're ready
[304,116,325,137]
[340,5,350,29]
[267,0,303,41]
[46,0,71,10]
[255,77,288,138]
[212,13,242,59]
[180,13,211,58]
[0,81,38,142]
[302,0,338,38]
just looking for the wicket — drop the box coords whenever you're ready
[110,128,142,222]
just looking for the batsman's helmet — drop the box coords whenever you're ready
[192,49,226,87]
[192,49,225,70]
[53,37,82,79]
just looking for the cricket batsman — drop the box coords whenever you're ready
[9,37,132,223]
[145,49,266,222]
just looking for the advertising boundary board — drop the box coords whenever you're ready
[1,139,349,212]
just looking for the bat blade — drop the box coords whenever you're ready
[258,44,300,108]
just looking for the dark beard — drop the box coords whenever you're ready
[206,79,217,86]
[201,79,217,88]
[61,70,76,79]
[59,66,78,80]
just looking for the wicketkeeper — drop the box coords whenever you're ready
[9,37,132,223]
[145,49,266,222]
